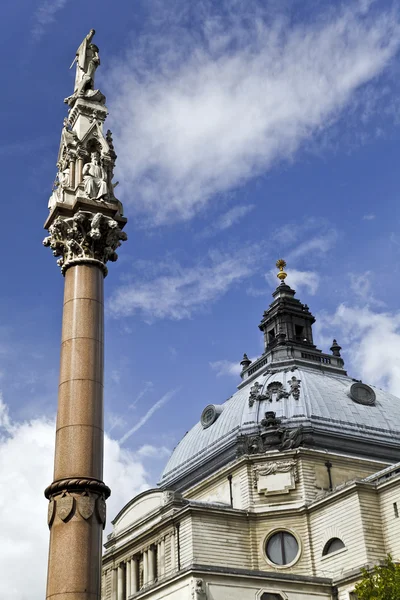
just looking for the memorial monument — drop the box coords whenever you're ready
[43,30,127,600]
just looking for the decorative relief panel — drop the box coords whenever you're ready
[253,460,298,496]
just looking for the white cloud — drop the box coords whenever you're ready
[32,0,69,40]
[266,268,320,295]
[318,304,400,395]
[108,249,256,321]
[210,359,242,377]
[363,213,376,220]
[0,397,149,600]
[286,230,338,262]
[106,1,400,224]
[135,444,171,459]
[210,356,258,377]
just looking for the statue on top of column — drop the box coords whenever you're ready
[64,29,105,107]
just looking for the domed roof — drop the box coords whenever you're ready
[160,266,400,490]
[159,365,400,488]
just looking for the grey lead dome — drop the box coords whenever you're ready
[159,275,400,490]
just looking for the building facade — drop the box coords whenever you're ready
[102,263,400,600]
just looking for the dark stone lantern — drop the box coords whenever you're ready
[259,260,316,353]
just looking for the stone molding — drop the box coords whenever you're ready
[43,210,127,275]
[44,476,111,499]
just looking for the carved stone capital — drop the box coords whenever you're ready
[43,210,127,275]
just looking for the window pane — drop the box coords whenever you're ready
[261,594,283,600]
[267,533,284,564]
[323,538,345,556]
[283,533,299,563]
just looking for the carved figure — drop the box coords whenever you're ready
[193,578,206,599]
[280,426,304,450]
[289,376,301,400]
[65,30,104,106]
[48,166,70,210]
[248,381,267,407]
[83,152,108,200]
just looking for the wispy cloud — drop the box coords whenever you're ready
[348,270,385,307]
[129,381,154,409]
[108,248,257,322]
[287,230,338,262]
[106,0,400,224]
[32,0,69,41]
[120,389,179,444]
[201,204,255,237]
[363,213,376,220]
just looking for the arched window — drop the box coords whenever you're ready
[322,537,345,556]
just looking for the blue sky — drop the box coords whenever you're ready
[2,0,400,596]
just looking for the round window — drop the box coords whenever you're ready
[349,383,376,406]
[200,404,223,429]
[265,531,299,566]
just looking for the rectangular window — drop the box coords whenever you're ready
[394,502,399,518]
[268,329,275,342]
[295,324,304,340]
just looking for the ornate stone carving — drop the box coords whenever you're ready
[289,376,301,400]
[266,381,290,401]
[255,460,297,478]
[237,411,313,456]
[43,210,127,275]
[192,578,206,599]
[249,382,267,407]
[57,495,74,522]
[65,30,105,107]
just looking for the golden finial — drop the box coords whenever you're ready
[276,259,287,282]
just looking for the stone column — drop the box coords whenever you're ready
[69,158,76,189]
[44,210,127,600]
[117,564,125,600]
[160,537,165,577]
[143,550,148,586]
[170,531,176,571]
[131,558,139,594]
[77,156,84,185]
[126,560,131,598]
[111,568,118,600]
[148,546,155,583]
